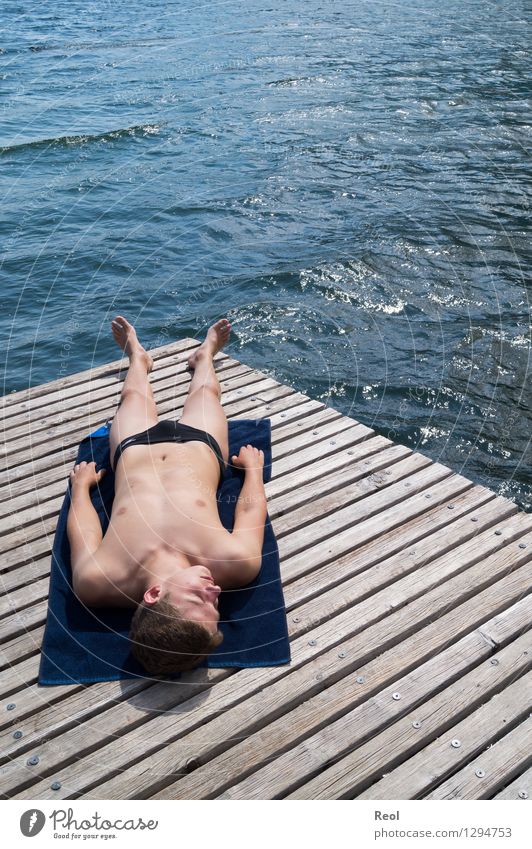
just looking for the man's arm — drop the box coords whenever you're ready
[67,461,106,601]
[231,445,267,579]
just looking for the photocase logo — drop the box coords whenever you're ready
[20,809,46,837]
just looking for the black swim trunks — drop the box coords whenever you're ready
[112,419,227,487]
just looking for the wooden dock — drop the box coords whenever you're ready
[1,338,531,801]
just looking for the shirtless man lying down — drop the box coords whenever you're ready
[67,316,266,675]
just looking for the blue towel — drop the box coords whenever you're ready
[38,418,291,685]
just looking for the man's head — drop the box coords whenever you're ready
[129,564,224,674]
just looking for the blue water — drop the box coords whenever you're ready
[1,0,530,509]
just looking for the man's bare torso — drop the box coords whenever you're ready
[94,440,242,605]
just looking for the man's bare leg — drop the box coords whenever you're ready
[109,316,158,466]
[180,318,231,465]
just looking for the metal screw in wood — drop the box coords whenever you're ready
[338,651,346,658]
[13,731,22,739]
[471,516,478,521]
[27,756,39,766]
[392,692,401,700]
[451,739,461,748]
[494,529,502,535]
[6,703,16,711]
[308,639,317,646]
[412,721,422,729]
[51,781,62,791]
[293,616,300,623]
[518,791,528,799]
[490,658,499,665]
[475,769,485,778]
[356,676,365,684]
[519,543,527,549]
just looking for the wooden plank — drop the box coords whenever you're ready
[0,656,60,701]
[357,675,532,800]
[424,718,532,799]
[1,344,241,428]
[0,556,50,596]
[492,766,532,800]
[2,355,247,439]
[268,438,405,511]
[11,545,530,800]
[268,405,342,446]
[283,488,501,610]
[285,510,527,638]
[155,611,531,800]
[1,537,53,574]
[0,680,152,749]
[274,450,431,536]
[0,625,44,671]
[283,597,532,802]
[0,338,198,410]
[0,671,225,770]
[280,473,473,586]
[278,461,452,562]
[0,600,47,644]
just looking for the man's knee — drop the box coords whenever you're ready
[120,387,153,404]
[189,381,221,400]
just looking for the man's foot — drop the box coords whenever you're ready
[187,318,231,370]
[111,315,154,373]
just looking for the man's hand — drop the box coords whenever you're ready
[70,461,106,491]
[231,444,264,472]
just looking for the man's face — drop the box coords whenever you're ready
[166,564,221,633]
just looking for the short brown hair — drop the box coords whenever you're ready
[129,592,224,675]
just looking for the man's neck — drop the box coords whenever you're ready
[138,543,191,595]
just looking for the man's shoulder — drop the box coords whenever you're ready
[72,546,132,607]
[210,533,262,590]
